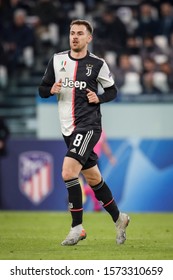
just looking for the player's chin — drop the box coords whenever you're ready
[71,46,82,52]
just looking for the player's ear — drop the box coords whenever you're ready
[87,34,93,44]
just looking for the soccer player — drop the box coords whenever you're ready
[38,19,130,246]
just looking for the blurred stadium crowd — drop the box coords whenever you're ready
[1,0,173,96]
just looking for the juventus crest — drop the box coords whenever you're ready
[86,64,93,76]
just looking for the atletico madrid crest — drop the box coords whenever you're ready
[19,151,53,205]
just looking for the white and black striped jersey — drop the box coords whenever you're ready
[39,50,117,136]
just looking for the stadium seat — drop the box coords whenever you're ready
[104,51,116,67]
[153,72,169,92]
[129,55,142,72]
[154,35,169,52]
[120,72,142,95]
[153,54,168,64]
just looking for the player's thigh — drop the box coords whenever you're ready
[81,164,102,186]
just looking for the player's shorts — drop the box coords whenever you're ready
[63,129,101,170]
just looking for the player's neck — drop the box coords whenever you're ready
[70,49,88,59]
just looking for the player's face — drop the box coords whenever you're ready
[69,24,92,52]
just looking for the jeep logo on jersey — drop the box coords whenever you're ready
[19,151,53,205]
[62,78,87,90]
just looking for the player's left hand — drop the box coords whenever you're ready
[86,89,99,104]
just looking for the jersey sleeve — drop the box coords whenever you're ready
[38,56,55,98]
[42,56,55,85]
[97,60,115,89]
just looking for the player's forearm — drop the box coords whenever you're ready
[38,86,52,98]
[38,81,52,98]
[98,84,118,103]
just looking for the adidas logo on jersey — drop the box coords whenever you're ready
[70,148,77,153]
[62,78,87,90]
[60,67,66,72]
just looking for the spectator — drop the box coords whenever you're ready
[135,2,160,38]
[158,1,173,39]
[116,6,139,35]
[142,57,169,93]
[114,53,142,95]
[141,72,162,94]
[140,34,166,60]
[142,56,158,74]
[113,53,138,88]
[1,0,32,27]
[2,8,35,74]
[94,7,127,55]
[126,35,141,55]
[34,0,60,47]
[159,61,173,92]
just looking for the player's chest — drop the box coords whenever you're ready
[55,59,98,81]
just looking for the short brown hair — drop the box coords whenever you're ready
[70,19,93,34]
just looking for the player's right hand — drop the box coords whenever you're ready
[50,79,62,95]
